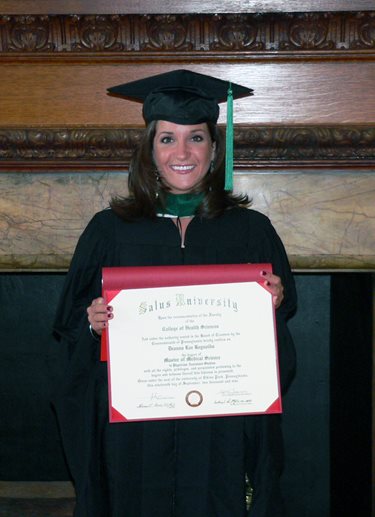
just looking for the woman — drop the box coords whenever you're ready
[53,70,296,517]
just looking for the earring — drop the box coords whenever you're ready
[209,160,214,173]
[154,168,161,199]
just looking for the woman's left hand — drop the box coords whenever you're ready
[260,270,284,309]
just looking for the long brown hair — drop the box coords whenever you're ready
[110,121,250,220]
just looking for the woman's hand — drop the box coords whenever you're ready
[87,297,113,336]
[260,270,284,309]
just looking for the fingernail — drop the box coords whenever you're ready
[107,306,112,311]
[261,270,266,276]
[265,280,271,286]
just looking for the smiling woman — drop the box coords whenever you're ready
[52,69,296,517]
[153,121,216,194]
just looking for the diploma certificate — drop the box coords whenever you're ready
[103,264,281,422]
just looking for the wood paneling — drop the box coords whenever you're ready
[0,0,374,14]
[2,126,375,170]
[2,62,375,126]
[1,13,375,57]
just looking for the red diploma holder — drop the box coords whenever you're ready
[101,263,282,423]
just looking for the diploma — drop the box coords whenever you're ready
[102,264,281,422]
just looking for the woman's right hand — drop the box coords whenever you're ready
[87,297,113,336]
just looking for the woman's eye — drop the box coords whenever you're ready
[160,136,173,144]
[192,134,204,142]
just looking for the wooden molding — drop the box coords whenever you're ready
[0,0,374,15]
[0,12,375,61]
[1,125,375,170]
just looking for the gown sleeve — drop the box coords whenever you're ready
[51,212,111,488]
[267,216,297,394]
[53,212,110,356]
[245,212,297,517]
[253,214,297,394]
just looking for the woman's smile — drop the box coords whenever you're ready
[170,164,195,172]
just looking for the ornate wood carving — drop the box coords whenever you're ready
[1,126,374,170]
[1,12,375,58]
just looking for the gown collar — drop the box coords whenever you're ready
[156,192,204,218]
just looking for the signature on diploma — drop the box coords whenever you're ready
[137,392,175,410]
[214,389,252,406]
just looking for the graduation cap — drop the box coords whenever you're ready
[108,69,253,190]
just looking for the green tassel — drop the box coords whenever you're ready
[224,83,234,191]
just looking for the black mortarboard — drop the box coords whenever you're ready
[107,69,253,125]
[107,69,253,190]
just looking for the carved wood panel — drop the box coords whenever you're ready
[0,13,375,57]
[1,126,375,170]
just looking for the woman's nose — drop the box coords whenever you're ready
[175,140,189,159]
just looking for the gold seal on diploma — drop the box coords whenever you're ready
[185,390,203,407]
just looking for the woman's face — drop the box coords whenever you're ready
[153,121,215,194]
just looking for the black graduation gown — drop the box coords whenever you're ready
[52,206,296,517]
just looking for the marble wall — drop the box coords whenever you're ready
[1,170,374,271]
